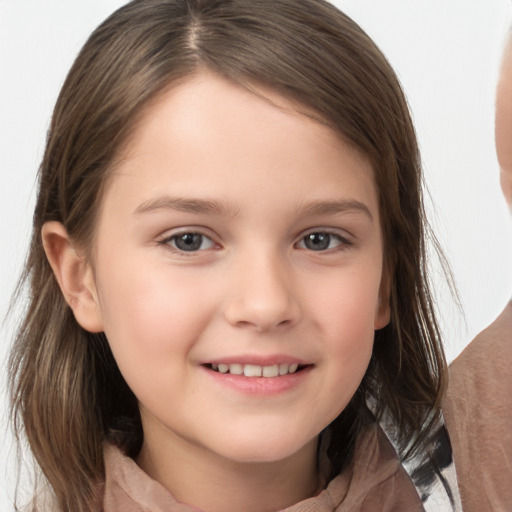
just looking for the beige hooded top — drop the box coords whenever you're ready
[102,422,424,512]
[443,302,512,512]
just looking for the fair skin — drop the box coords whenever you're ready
[496,32,512,205]
[42,73,389,512]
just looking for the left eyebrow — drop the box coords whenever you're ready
[298,199,374,221]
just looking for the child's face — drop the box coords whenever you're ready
[88,73,389,466]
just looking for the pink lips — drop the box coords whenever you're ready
[200,355,313,396]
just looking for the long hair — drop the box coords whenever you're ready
[9,1,447,510]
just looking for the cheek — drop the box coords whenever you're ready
[94,264,220,411]
[310,260,383,335]
[307,264,381,398]
[94,258,215,367]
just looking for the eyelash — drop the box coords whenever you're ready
[157,229,353,255]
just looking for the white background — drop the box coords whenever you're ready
[1,1,511,509]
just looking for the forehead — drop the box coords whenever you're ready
[496,33,512,185]
[92,71,383,258]
[497,34,512,105]
[126,73,346,155]
[110,72,377,204]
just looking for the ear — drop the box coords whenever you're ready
[374,265,391,330]
[42,221,104,333]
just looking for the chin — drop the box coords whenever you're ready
[210,431,317,465]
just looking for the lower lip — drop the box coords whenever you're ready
[202,366,313,396]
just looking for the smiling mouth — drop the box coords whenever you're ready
[205,363,309,377]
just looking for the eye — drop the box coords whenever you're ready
[297,231,349,251]
[163,232,216,252]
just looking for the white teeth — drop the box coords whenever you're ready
[210,362,304,376]
[229,363,243,375]
[262,365,279,377]
[244,364,263,377]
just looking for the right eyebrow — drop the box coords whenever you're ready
[133,195,239,217]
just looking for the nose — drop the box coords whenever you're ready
[223,252,302,332]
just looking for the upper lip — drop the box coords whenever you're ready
[201,354,310,366]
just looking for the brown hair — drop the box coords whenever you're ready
[9,0,447,510]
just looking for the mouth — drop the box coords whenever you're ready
[204,362,310,377]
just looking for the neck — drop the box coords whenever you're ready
[136,427,319,512]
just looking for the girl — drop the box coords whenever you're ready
[8,0,456,510]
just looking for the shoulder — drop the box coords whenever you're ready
[443,301,512,512]
[451,301,512,373]
[446,301,512,406]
